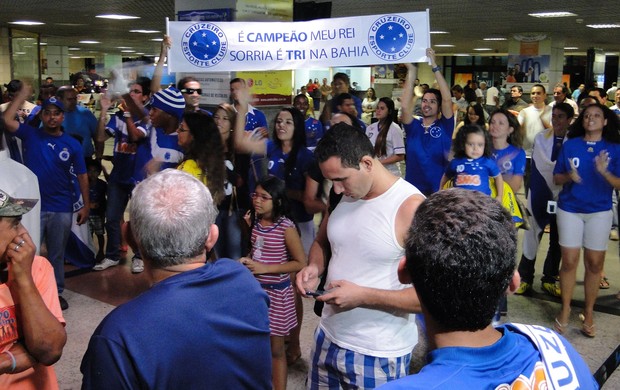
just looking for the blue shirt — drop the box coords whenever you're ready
[105,112,146,185]
[265,140,315,223]
[404,116,455,194]
[304,117,324,149]
[492,144,526,176]
[379,324,598,390]
[80,259,272,390]
[16,123,86,212]
[554,138,620,213]
[133,122,184,183]
[62,105,98,157]
[445,156,500,195]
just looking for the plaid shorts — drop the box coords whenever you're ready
[88,215,105,235]
[307,327,411,389]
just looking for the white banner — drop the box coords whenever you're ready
[167,11,430,73]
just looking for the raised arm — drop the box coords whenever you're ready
[2,86,32,132]
[427,48,453,119]
[96,94,113,143]
[400,63,418,125]
[7,231,66,365]
[233,87,267,155]
[150,35,171,94]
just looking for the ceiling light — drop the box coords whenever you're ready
[454,54,470,57]
[14,52,27,55]
[96,14,140,20]
[528,12,577,18]
[430,31,449,34]
[68,47,80,51]
[434,44,454,47]
[586,24,620,29]
[121,50,136,53]
[129,30,160,34]
[564,47,579,50]
[483,37,507,41]
[40,42,47,45]
[151,38,164,42]
[70,56,82,59]
[473,48,493,51]
[9,21,44,26]
[79,40,100,44]
[117,46,132,49]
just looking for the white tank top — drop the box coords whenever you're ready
[321,178,422,357]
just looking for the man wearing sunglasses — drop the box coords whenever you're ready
[177,76,210,115]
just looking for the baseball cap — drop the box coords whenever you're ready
[42,97,65,112]
[0,189,38,217]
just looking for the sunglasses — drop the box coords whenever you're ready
[181,88,202,95]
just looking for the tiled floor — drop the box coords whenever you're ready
[52,228,620,389]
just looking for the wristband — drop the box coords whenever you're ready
[123,111,132,118]
[3,350,16,373]
[431,65,441,73]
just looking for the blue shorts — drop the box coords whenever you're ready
[307,327,411,389]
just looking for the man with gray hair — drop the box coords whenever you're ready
[81,169,272,389]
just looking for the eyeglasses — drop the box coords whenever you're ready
[251,193,272,201]
[181,88,202,95]
[129,89,143,94]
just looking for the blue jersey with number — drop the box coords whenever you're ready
[445,156,499,195]
[554,137,620,213]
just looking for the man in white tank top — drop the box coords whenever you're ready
[296,123,425,389]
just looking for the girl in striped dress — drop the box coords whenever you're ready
[241,176,306,390]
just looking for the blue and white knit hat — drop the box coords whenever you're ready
[150,87,185,120]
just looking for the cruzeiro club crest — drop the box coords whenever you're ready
[368,15,415,60]
[182,23,228,68]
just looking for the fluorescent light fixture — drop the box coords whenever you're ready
[117,46,132,49]
[129,29,160,33]
[586,24,620,29]
[79,40,100,44]
[528,11,577,18]
[483,37,507,41]
[70,56,82,59]
[430,31,449,34]
[96,14,140,20]
[9,21,44,26]
[14,52,27,55]
[434,44,454,47]
[454,53,470,57]
[121,50,136,53]
[135,52,145,55]
[473,48,493,51]
[40,42,47,45]
[605,52,619,56]
[68,47,81,51]
[564,47,579,50]
[151,38,164,42]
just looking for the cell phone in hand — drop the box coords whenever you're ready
[306,290,327,297]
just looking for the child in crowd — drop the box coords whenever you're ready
[440,124,503,201]
[240,176,306,390]
[86,158,107,261]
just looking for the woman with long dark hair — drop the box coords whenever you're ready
[177,112,225,205]
[553,103,620,337]
[365,97,405,176]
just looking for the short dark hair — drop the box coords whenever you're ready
[293,93,308,105]
[134,76,151,97]
[332,72,350,87]
[334,92,353,108]
[451,85,463,94]
[315,122,375,168]
[177,76,198,91]
[510,85,523,93]
[552,102,574,119]
[230,77,246,86]
[405,189,517,331]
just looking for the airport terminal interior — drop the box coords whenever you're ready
[1,0,620,388]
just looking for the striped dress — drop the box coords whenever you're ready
[251,217,298,336]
